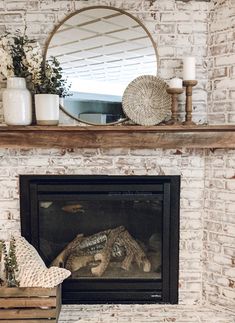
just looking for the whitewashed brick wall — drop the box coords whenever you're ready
[0,0,235,312]
[208,0,235,124]
[202,0,235,312]
[0,0,209,124]
[203,149,235,311]
[0,147,205,305]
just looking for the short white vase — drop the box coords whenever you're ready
[35,94,59,125]
[2,77,32,126]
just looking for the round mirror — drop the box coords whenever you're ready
[45,6,159,125]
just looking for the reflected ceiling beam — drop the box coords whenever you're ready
[45,7,158,91]
[48,25,143,51]
[49,39,150,63]
[55,12,123,34]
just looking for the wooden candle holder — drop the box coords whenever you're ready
[166,88,184,125]
[182,80,198,126]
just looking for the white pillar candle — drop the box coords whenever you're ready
[183,57,196,80]
[168,77,183,89]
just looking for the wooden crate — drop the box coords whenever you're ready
[0,285,61,323]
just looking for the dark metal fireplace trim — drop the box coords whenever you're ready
[20,175,180,304]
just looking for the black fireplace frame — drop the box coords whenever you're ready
[20,175,180,304]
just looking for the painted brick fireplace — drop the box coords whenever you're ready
[1,147,234,310]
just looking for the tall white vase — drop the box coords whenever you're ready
[2,77,32,126]
[35,94,59,125]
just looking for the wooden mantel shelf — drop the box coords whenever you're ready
[0,124,235,149]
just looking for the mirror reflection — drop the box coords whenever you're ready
[45,6,158,125]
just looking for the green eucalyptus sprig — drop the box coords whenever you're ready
[33,57,71,97]
[10,33,32,78]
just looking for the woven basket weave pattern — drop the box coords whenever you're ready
[122,75,171,126]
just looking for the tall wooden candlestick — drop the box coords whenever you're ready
[166,88,184,125]
[182,80,197,126]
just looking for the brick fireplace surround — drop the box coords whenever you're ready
[0,0,235,322]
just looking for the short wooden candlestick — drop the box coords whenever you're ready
[182,80,198,126]
[166,88,184,125]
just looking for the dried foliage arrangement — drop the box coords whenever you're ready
[0,31,42,81]
[0,31,71,98]
[0,237,19,287]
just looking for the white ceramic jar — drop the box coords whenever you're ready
[35,94,59,125]
[2,77,32,126]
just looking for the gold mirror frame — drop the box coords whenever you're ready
[44,5,159,125]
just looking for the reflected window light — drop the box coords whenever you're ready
[69,77,127,97]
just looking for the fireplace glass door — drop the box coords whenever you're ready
[20,175,180,304]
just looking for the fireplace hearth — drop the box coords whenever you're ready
[20,175,180,304]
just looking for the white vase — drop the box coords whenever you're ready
[2,77,32,126]
[35,94,59,125]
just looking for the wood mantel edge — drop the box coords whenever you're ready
[1,124,235,132]
[0,124,235,149]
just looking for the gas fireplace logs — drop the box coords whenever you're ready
[51,226,151,277]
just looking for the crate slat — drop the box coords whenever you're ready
[0,320,56,323]
[56,285,61,321]
[0,287,57,298]
[0,297,56,308]
[0,285,61,322]
[0,308,57,319]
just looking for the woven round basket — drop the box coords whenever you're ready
[122,75,171,126]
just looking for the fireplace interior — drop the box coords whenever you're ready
[20,175,180,304]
